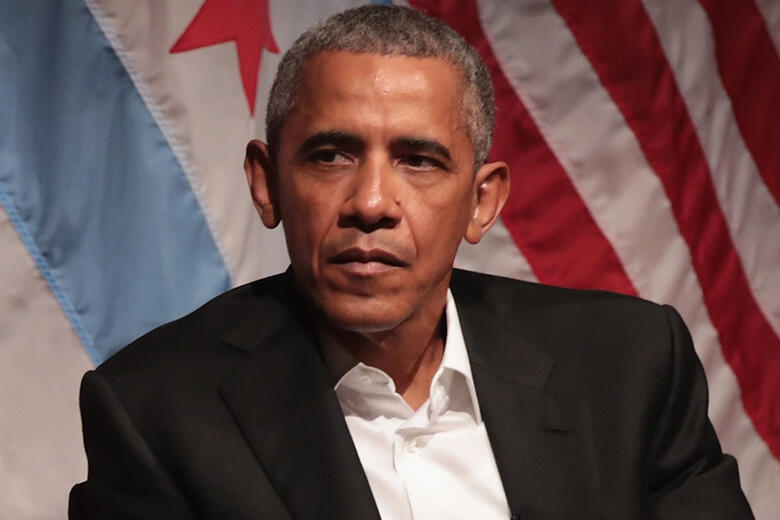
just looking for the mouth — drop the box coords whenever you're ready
[328,247,409,274]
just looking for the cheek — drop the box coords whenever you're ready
[281,182,340,256]
[409,188,473,252]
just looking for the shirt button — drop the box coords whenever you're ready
[359,375,372,385]
[406,438,421,453]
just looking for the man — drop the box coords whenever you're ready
[70,5,753,519]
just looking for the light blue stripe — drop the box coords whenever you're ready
[0,0,231,364]
[0,187,101,363]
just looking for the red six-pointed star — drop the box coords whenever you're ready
[170,0,280,115]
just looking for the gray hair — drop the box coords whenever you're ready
[265,4,495,168]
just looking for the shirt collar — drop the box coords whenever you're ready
[440,288,482,422]
[319,289,483,423]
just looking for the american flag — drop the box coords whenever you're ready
[0,0,777,517]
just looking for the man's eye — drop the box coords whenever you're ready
[310,150,350,164]
[403,155,440,169]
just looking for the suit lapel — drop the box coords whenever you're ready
[214,270,602,519]
[218,276,381,520]
[453,272,602,519]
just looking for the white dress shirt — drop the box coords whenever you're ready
[321,291,510,519]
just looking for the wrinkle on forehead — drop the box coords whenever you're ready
[292,51,470,139]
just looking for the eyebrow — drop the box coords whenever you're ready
[297,131,364,157]
[391,137,453,163]
[295,132,454,165]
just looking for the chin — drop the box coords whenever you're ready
[316,292,409,334]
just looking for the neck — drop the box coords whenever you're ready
[323,290,448,410]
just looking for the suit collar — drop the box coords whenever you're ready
[450,269,556,389]
[451,270,602,518]
[218,269,601,519]
[219,272,297,352]
[218,272,381,520]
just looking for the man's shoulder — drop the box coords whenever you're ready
[450,269,678,379]
[451,268,657,313]
[95,272,289,382]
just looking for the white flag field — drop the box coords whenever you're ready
[1,0,778,518]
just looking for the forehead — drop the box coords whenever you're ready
[284,51,469,144]
[299,50,462,93]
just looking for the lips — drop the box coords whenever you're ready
[329,247,409,268]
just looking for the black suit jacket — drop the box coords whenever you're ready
[70,269,753,519]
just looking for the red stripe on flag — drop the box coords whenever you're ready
[551,0,780,458]
[698,0,780,208]
[409,0,638,296]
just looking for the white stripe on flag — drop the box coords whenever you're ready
[643,0,780,339]
[455,219,538,282]
[478,0,695,304]
[0,207,90,520]
[754,0,780,57]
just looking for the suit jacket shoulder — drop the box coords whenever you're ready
[451,268,673,395]
[73,271,379,520]
[450,269,753,519]
[98,273,286,377]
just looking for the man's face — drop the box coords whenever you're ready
[274,51,481,333]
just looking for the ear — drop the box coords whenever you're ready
[464,161,510,244]
[244,139,281,229]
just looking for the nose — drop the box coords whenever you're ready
[339,156,401,231]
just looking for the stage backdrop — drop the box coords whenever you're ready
[1,0,778,518]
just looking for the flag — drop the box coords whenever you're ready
[0,0,777,517]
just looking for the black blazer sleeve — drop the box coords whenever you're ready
[647,305,753,519]
[69,370,195,520]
